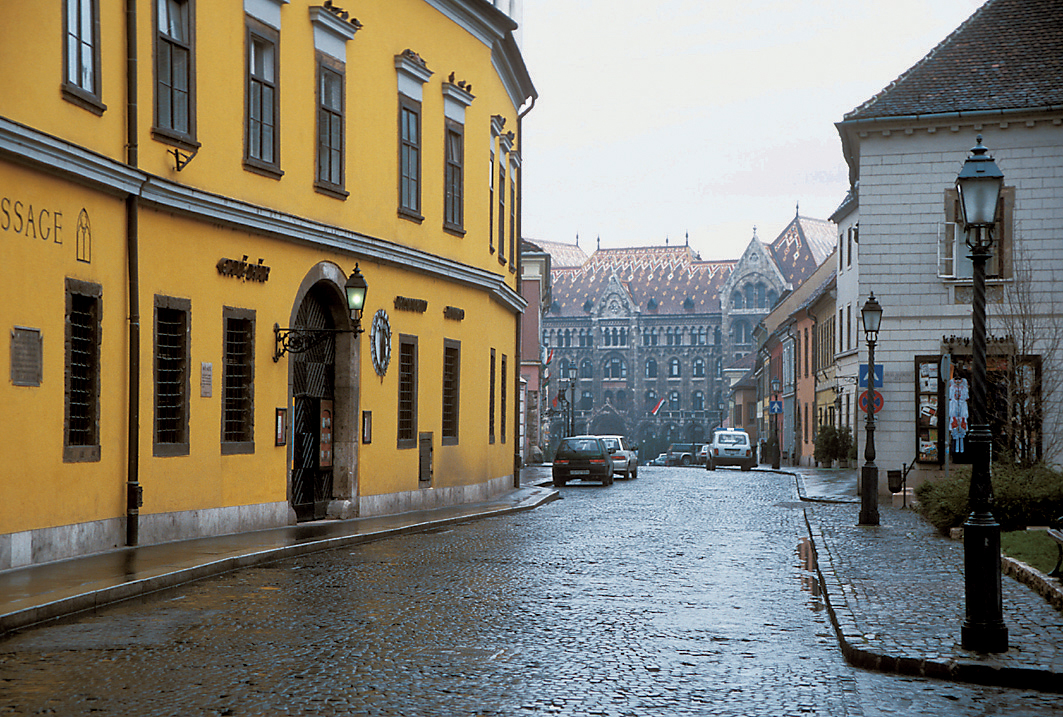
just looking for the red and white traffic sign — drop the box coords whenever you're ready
[859,390,884,414]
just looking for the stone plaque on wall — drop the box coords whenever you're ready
[11,327,42,387]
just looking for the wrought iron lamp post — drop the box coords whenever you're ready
[770,376,781,469]
[956,136,1008,653]
[859,292,882,526]
[274,264,368,361]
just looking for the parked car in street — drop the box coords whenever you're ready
[666,443,698,466]
[598,435,638,479]
[649,453,668,466]
[552,436,613,486]
[697,443,711,465]
[705,428,755,471]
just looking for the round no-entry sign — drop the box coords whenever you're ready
[860,390,884,414]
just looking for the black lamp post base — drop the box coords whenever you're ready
[961,517,1009,653]
[858,465,880,526]
[961,622,1009,654]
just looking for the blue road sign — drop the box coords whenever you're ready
[769,400,783,414]
[859,364,884,389]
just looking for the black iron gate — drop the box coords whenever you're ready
[291,291,335,521]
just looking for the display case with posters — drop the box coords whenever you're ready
[915,356,943,464]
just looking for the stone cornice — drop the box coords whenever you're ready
[0,117,525,314]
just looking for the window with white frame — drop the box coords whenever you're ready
[940,187,1013,279]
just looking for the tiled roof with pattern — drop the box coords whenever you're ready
[845,0,1063,121]
[534,238,590,268]
[769,216,836,287]
[548,245,735,318]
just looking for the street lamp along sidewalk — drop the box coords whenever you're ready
[858,292,882,527]
[956,136,1008,653]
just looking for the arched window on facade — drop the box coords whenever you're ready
[693,391,705,411]
[580,359,593,379]
[646,390,657,409]
[693,358,705,377]
[669,390,681,411]
[646,358,658,378]
[744,284,755,308]
[732,291,743,309]
[605,356,627,379]
[580,390,593,411]
[756,282,766,308]
[668,357,681,378]
[564,329,572,347]
[558,358,572,379]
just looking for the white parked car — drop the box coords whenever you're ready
[705,429,755,471]
[598,435,638,479]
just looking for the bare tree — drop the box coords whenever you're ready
[998,233,1063,465]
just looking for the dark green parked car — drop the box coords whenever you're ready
[552,436,613,487]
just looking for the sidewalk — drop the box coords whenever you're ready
[0,478,559,637]
[793,468,1063,694]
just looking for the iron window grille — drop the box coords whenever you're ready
[222,311,255,451]
[397,335,418,447]
[442,340,460,444]
[155,300,190,454]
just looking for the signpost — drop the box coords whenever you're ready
[859,390,884,414]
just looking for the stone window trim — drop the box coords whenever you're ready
[64,278,102,463]
[153,294,191,457]
[62,0,107,115]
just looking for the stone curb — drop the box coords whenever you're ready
[802,508,1063,694]
[1,486,560,637]
[1002,556,1063,612]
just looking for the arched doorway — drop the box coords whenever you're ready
[291,285,337,521]
[285,263,360,523]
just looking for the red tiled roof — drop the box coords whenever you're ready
[769,216,836,287]
[534,238,590,268]
[845,0,1063,121]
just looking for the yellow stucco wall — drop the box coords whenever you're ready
[0,0,530,548]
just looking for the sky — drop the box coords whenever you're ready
[518,0,986,261]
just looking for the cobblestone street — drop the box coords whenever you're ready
[2,467,1062,716]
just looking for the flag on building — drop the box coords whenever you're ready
[651,397,666,415]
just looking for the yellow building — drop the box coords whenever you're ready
[0,0,535,568]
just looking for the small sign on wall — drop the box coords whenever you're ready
[200,362,213,397]
[275,408,287,446]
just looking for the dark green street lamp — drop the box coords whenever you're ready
[956,136,1008,653]
[859,292,881,526]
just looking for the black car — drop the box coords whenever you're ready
[552,436,613,487]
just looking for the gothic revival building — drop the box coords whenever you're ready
[537,215,835,460]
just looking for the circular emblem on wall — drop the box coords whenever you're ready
[370,309,392,376]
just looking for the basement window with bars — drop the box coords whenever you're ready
[397,335,418,449]
[222,307,255,454]
[500,354,507,443]
[442,339,460,445]
[154,297,190,456]
[64,280,102,462]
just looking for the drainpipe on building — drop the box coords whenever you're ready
[125,0,142,546]
[514,93,536,488]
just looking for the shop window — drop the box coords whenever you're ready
[398,335,419,448]
[155,0,196,145]
[64,279,102,462]
[154,296,190,456]
[222,307,255,453]
[63,0,106,114]
[441,339,460,445]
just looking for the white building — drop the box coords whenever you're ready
[835,0,1063,488]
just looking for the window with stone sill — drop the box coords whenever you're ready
[940,187,1014,280]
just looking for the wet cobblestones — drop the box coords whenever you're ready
[2,467,1062,715]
